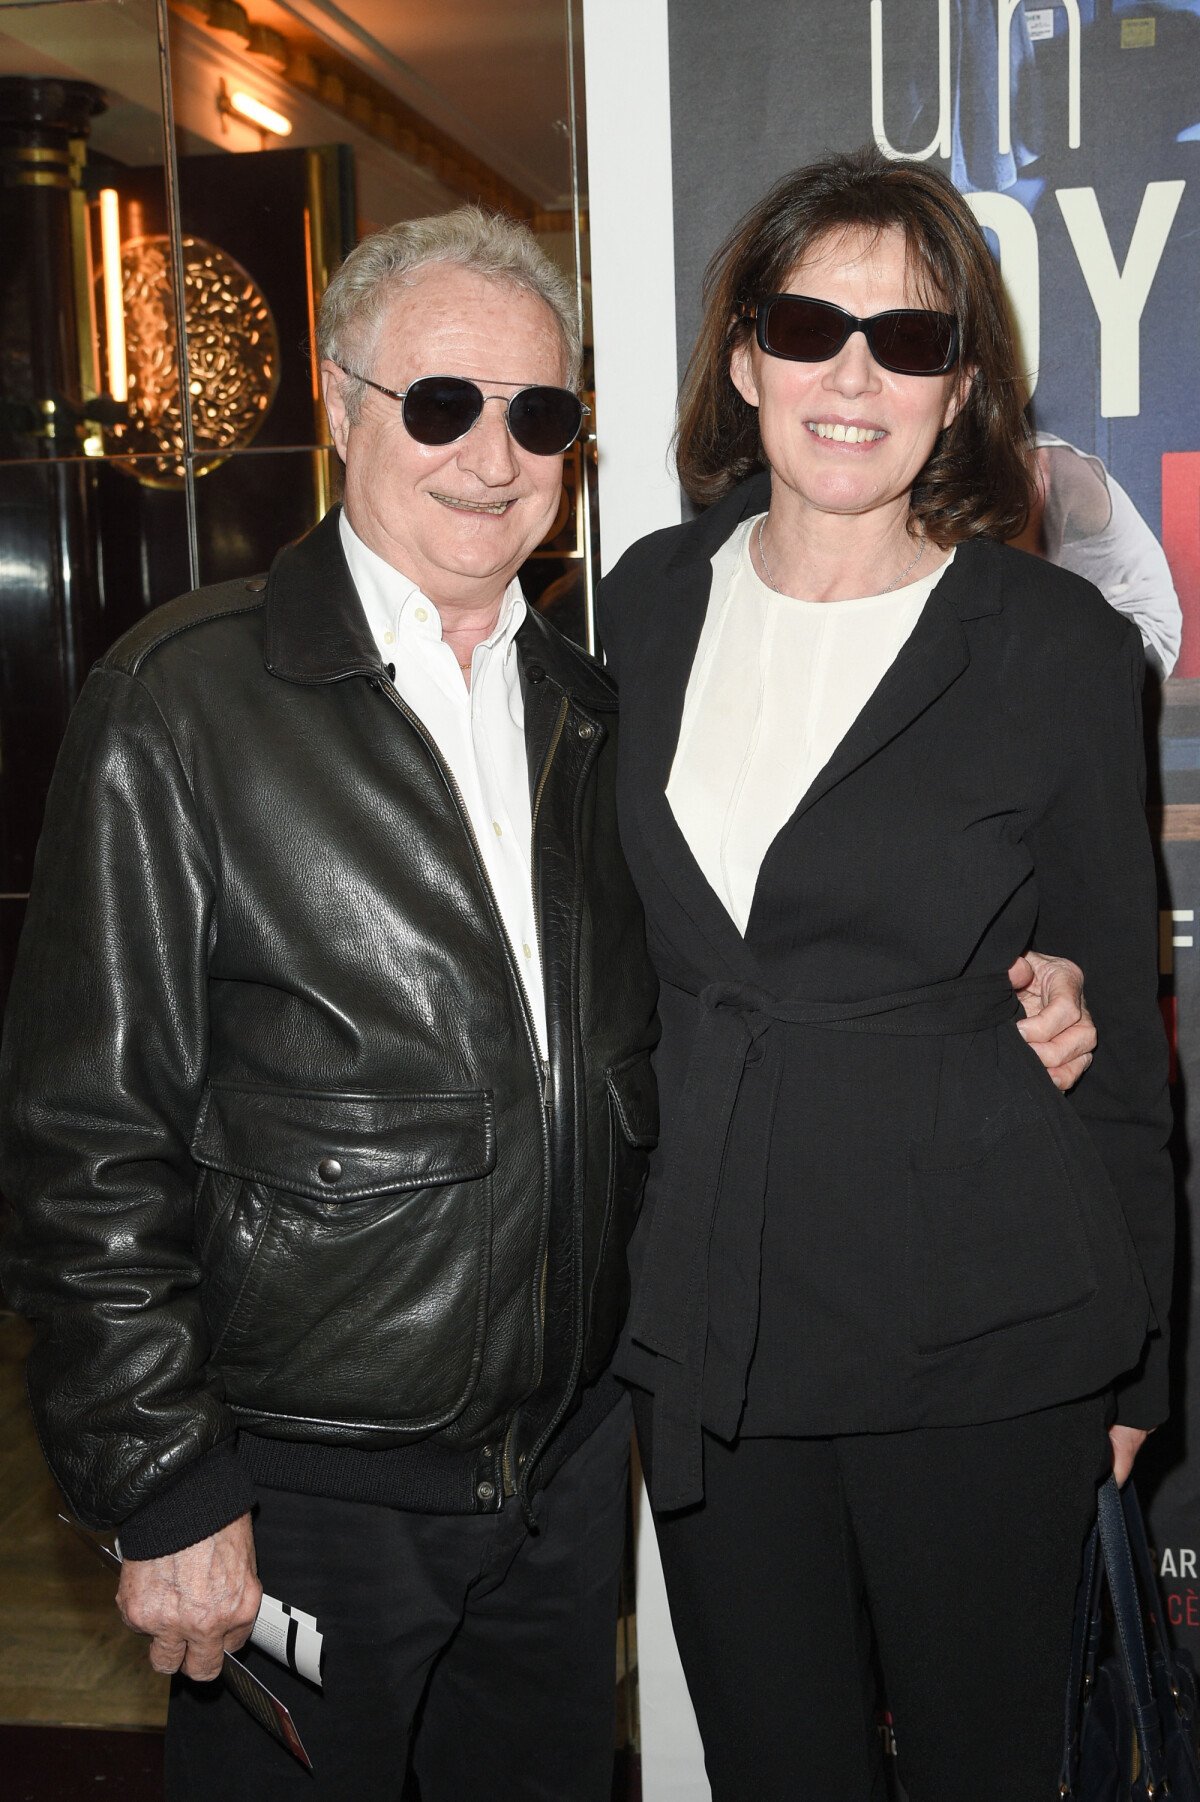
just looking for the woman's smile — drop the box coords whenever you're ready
[804,419,888,445]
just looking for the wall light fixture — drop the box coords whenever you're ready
[97,187,127,403]
[217,79,293,140]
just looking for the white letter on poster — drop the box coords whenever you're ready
[998,0,1081,155]
[870,0,951,162]
[1056,182,1185,418]
[966,192,1040,398]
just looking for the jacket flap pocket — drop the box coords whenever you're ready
[606,1053,659,1147]
[191,1086,495,1201]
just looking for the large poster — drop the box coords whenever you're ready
[585,1,1200,1795]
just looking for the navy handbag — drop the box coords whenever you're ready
[1060,1476,1200,1800]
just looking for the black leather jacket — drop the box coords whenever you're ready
[0,509,659,1544]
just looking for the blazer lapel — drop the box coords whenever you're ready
[742,541,1001,943]
[777,536,1000,830]
[634,555,753,968]
[622,484,1002,967]
[782,578,969,829]
[628,481,771,971]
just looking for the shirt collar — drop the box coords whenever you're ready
[339,508,526,661]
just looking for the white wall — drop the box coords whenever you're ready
[582,0,681,571]
[582,3,709,1796]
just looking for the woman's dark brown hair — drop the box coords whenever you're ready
[675,145,1036,545]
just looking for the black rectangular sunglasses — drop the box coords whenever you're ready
[742,294,959,377]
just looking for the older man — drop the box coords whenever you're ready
[1,211,658,1800]
[1,209,1092,1800]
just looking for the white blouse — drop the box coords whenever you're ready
[666,516,955,935]
[339,511,547,1053]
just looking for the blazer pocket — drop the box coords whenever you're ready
[582,1051,660,1382]
[191,1082,496,1432]
[908,1096,1097,1355]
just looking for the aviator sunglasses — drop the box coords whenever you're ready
[741,294,959,377]
[336,366,588,456]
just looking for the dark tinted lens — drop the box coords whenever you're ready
[401,376,483,445]
[761,296,851,361]
[507,386,584,455]
[868,310,957,374]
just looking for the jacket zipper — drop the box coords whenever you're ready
[374,673,568,1503]
[516,707,606,1513]
[503,1054,554,1498]
[503,696,570,1496]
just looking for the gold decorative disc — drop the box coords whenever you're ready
[102,234,279,484]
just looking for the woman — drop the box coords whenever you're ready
[598,148,1172,1801]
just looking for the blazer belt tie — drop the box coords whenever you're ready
[626,968,1021,1512]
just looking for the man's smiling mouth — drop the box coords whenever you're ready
[430,493,516,515]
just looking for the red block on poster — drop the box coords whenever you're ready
[1163,453,1200,679]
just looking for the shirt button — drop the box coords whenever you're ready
[492,821,503,837]
[384,630,395,644]
[523,943,532,958]
[414,607,428,623]
[476,1480,496,1504]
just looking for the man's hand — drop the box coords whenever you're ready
[1109,1424,1149,1488]
[116,1512,261,1681]
[1008,951,1095,1092]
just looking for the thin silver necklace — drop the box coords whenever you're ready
[755,514,927,598]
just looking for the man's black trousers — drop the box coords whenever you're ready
[166,1396,631,1802]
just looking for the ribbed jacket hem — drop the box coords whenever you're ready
[114,1379,626,1558]
[240,1373,625,1509]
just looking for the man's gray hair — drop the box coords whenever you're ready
[318,207,582,421]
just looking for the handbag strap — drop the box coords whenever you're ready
[1059,1513,1104,1793]
[1097,1476,1168,1791]
[1120,1481,1183,1691]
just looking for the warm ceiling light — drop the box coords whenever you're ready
[98,188,127,403]
[246,25,289,74]
[289,51,319,90]
[219,82,293,138]
[205,0,250,43]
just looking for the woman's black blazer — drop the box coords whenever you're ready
[598,473,1173,1511]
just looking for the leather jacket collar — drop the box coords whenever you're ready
[264,504,614,707]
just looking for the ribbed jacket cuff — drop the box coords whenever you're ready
[116,1439,257,1561]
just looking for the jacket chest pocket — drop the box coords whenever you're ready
[907,1095,1097,1355]
[191,1083,496,1432]
[583,1051,660,1383]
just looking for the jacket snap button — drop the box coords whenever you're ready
[576,720,596,741]
[476,1480,496,1503]
[526,663,546,683]
[317,1157,343,1184]
[244,576,267,593]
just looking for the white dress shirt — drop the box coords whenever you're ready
[667,516,955,934]
[339,510,547,1054]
